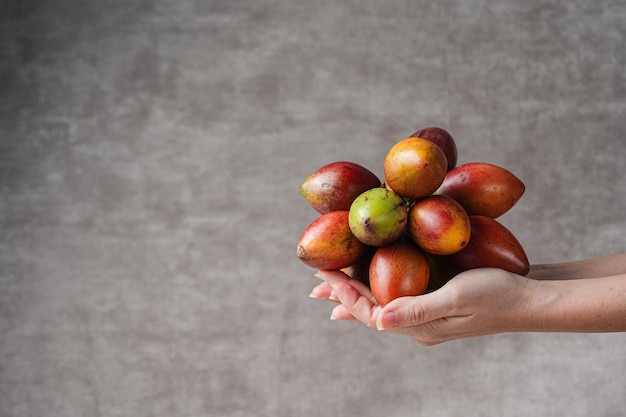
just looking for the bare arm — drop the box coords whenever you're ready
[528,252,626,280]
[529,273,626,333]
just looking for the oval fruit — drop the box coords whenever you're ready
[384,137,448,200]
[348,187,408,247]
[408,195,471,255]
[369,239,430,306]
[300,161,381,214]
[410,127,458,171]
[296,211,368,270]
[447,215,530,275]
[435,162,525,218]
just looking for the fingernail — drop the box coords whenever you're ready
[377,311,396,330]
[328,291,338,302]
[330,312,337,320]
[316,270,349,283]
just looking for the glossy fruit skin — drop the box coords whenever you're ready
[349,187,408,247]
[435,162,525,218]
[410,127,457,171]
[447,215,530,275]
[297,211,368,270]
[369,239,430,306]
[408,195,471,255]
[300,161,381,214]
[384,137,448,200]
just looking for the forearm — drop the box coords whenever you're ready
[525,274,626,333]
[528,252,626,280]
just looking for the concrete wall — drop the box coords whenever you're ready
[1,1,625,416]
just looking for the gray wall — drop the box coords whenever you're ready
[1,1,625,416]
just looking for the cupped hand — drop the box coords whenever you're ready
[311,268,538,345]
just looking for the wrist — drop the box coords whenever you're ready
[523,279,560,332]
[501,276,550,333]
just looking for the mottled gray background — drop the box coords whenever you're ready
[1,0,626,416]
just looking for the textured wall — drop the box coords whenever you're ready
[1,1,625,416]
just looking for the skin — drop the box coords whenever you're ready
[309,253,626,346]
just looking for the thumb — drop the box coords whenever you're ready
[376,291,452,330]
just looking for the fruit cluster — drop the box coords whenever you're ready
[296,127,529,305]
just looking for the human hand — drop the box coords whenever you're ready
[311,268,538,346]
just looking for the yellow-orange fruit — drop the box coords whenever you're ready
[408,195,471,255]
[384,137,448,200]
[410,127,458,171]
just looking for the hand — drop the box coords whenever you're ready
[310,254,626,345]
[312,268,539,346]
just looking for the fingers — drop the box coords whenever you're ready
[309,282,337,301]
[328,280,381,328]
[311,270,382,327]
[309,270,457,340]
[316,270,377,304]
[315,269,351,282]
[330,304,359,321]
[376,288,456,331]
[309,281,360,321]
[310,269,454,332]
